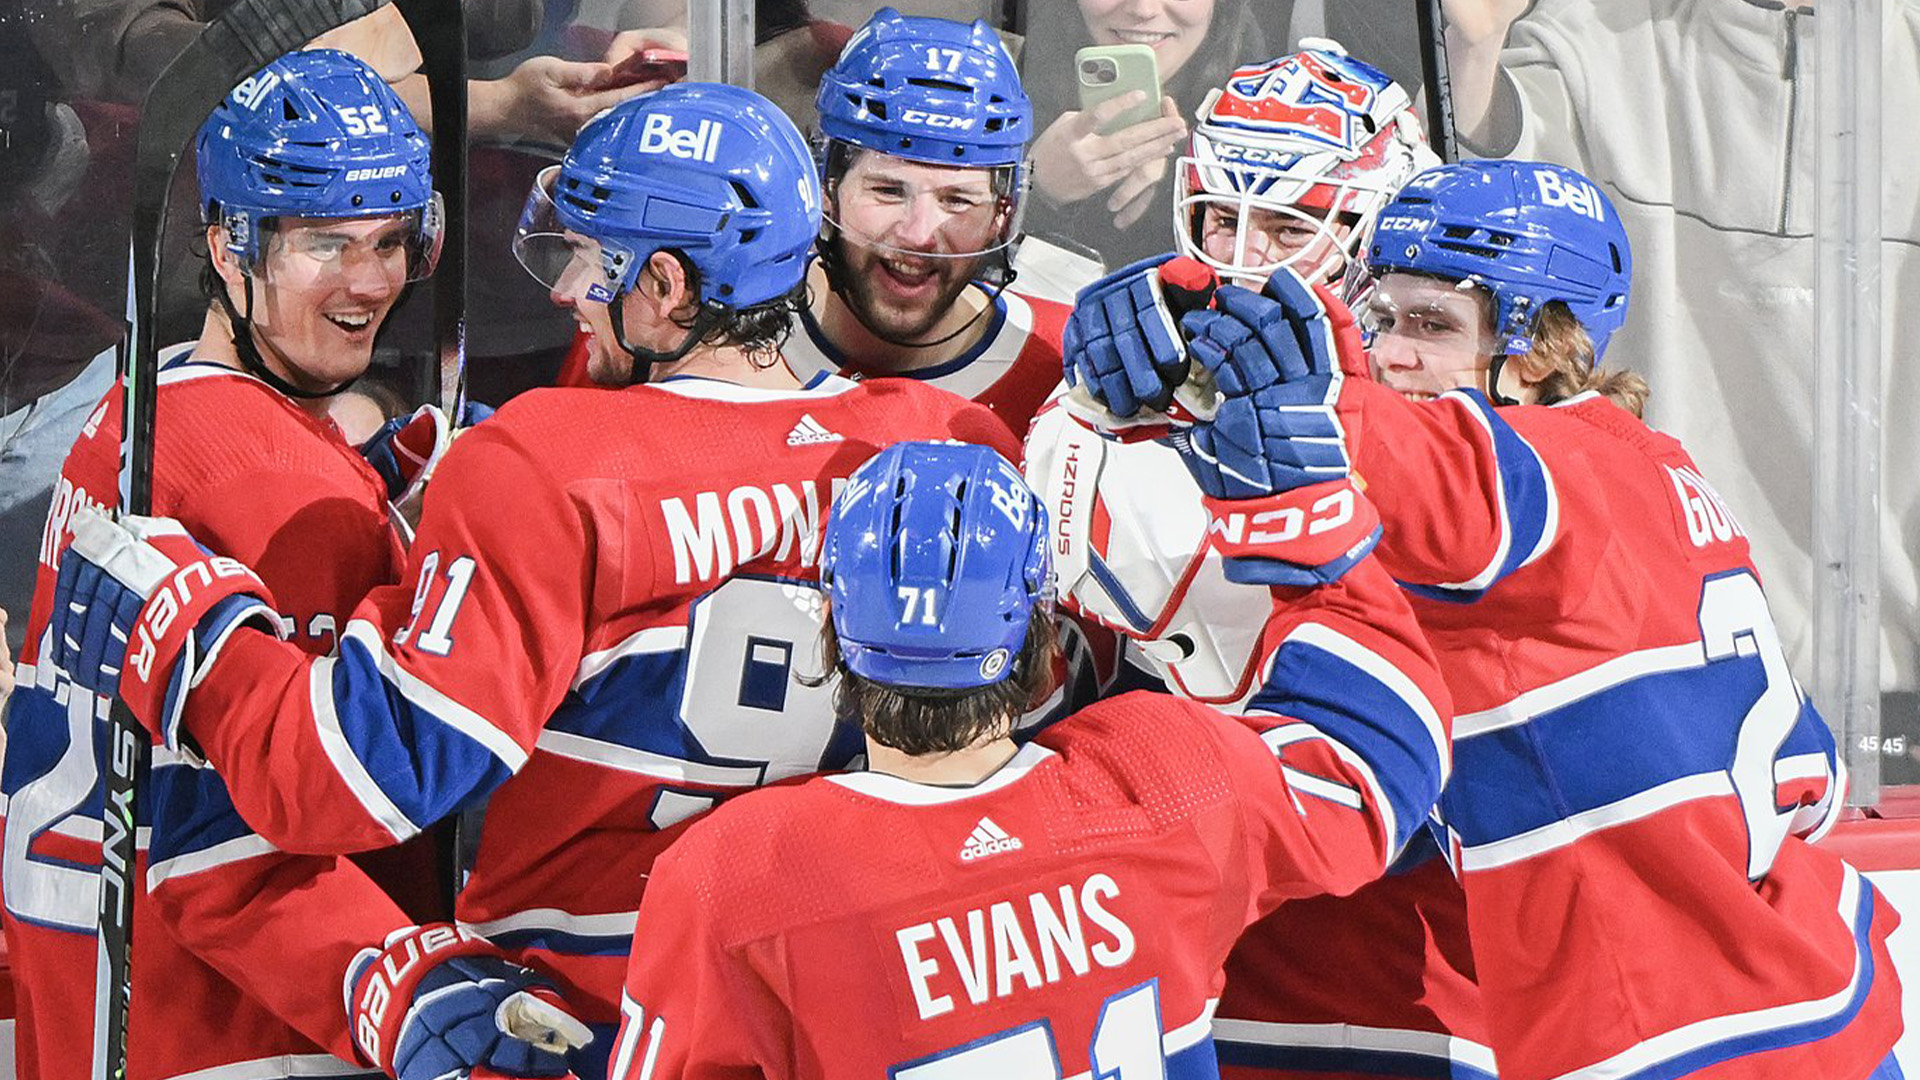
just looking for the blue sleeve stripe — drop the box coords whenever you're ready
[1247,625,1449,853]
[147,750,259,862]
[1276,623,1450,775]
[147,750,281,890]
[1417,391,1559,601]
[315,621,523,842]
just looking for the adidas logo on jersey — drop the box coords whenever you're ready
[786,414,843,446]
[959,817,1023,861]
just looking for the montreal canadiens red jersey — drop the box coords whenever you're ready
[1023,403,1491,1080]
[2,355,425,1080]
[608,552,1454,1078]
[1347,379,1898,1080]
[155,374,1022,1059]
[783,285,1068,436]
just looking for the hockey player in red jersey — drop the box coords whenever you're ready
[785,8,1067,436]
[1030,45,1485,1079]
[43,82,1022,1080]
[1060,161,1903,1079]
[604,419,1452,1075]
[0,49,567,1080]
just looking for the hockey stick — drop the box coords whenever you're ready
[389,0,471,915]
[1415,0,1460,163]
[395,0,470,418]
[102,3,460,1078]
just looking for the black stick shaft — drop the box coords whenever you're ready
[1416,0,1460,163]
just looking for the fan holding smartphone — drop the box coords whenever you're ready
[1021,0,1270,266]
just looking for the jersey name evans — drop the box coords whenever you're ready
[660,477,850,585]
[894,873,1137,1021]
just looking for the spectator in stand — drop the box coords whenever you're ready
[1019,0,1267,267]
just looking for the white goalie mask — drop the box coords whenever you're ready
[1175,41,1439,299]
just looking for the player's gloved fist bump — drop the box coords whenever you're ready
[1063,253,1193,417]
[1202,479,1382,588]
[1170,275,1352,500]
[50,506,279,748]
[348,923,592,1080]
[361,402,496,503]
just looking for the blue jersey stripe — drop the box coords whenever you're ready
[328,637,517,830]
[1440,647,1782,848]
[1404,390,1555,604]
[148,760,257,865]
[1250,639,1446,853]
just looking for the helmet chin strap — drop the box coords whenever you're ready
[216,274,362,400]
[607,289,730,386]
[1485,352,1521,407]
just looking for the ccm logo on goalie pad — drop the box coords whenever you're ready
[128,557,264,682]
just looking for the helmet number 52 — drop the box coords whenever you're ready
[336,105,390,137]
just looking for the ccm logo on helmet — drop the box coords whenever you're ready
[1212,143,1296,166]
[344,166,409,183]
[638,113,722,163]
[900,109,974,130]
[1533,170,1607,222]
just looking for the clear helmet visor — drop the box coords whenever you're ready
[512,165,630,304]
[229,198,442,334]
[243,193,445,294]
[824,142,1027,265]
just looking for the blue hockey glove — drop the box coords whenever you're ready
[51,506,279,748]
[348,924,592,1080]
[361,402,495,502]
[1166,270,1375,587]
[1170,272,1353,500]
[1064,254,1225,425]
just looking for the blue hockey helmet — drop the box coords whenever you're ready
[514,83,821,310]
[816,7,1031,170]
[822,441,1051,691]
[196,48,440,277]
[1367,160,1632,360]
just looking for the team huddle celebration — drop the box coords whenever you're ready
[0,1,1908,1078]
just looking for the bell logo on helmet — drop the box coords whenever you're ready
[899,108,974,130]
[231,72,282,111]
[638,113,722,163]
[1534,169,1606,222]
